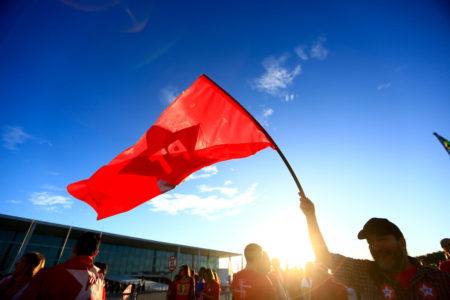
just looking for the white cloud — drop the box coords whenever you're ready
[185,166,218,181]
[160,85,180,105]
[41,184,63,191]
[8,200,22,204]
[48,171,60,176]
[29,192,73,210]
[284,94,295,102]
[254,56,301,96]
[310,36,329,60]
[198,184,238,197]
[38,139,52,147]
[2,125,33,150]
[149,183,259,220]
[263,108,274,118]
[224,180,232,185]
[377,82,392,90]
[261,107,274,126]
[295,45,308,60]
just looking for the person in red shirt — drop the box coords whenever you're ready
[259,251,286,300]
[200,268,220,300]
[231,243,276,300]
[212,270,220,286]
[19,232,105,300]
[0,252,45,300]
[310,263,347,300]
[439,238,450,273]
[167,275,182,300]
[270,258,288,299]
[174,265,195,300]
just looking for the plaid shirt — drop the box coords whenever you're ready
[330,253,450,299]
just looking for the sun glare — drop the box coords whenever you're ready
[256,210,315,269]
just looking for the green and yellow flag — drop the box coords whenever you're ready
[434,132,450,155]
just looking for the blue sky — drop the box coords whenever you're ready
[1,0,449,268]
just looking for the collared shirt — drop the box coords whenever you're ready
[329,253,450,299]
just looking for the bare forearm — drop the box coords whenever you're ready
[305,213,331,266]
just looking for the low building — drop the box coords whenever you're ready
[0,214,240,282]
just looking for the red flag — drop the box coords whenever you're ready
[68,75,276,219]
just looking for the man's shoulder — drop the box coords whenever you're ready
[233,269,261,279]
[330,253,374,267]
[422,264,450,278]
[439,259,450,272]
[233,269,271,285]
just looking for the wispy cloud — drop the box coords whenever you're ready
[198,184,238,197]
[149,183,259,220]
[29,191,73,211]
[185,166,218,181]
[377,82,392,91]
[294,45,308,61]
[160,85,180,105]
[41,184,63,191]
[254,55,301,96]
[8,200,22,204]
[284,94,295,102]
[263,108,274,118]
[261,107,274,126]
[224,180,232,185]
[48,171,60,176]
[295,36,330,61]
[2,125,33,150]
[310,36,329,60]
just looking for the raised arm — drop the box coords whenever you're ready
[299,194,331,266]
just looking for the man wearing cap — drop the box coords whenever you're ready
[299,195,450,299]
[439,238,450,273]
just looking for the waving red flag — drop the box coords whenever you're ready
[68,75,276,219]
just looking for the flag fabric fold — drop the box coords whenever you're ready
[68,75,276,219]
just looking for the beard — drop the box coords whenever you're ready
[371,243,408,272]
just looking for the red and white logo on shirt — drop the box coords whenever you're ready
[234,279,252,299]
[417,282,437,300]
[380,284,396,299]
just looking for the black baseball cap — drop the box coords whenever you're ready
[441,238,450,248]
[357,218,404,240]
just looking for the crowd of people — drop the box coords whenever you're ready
[1,194,450,299]
[0,232,105,300]
[167,265,222,300]
[230,243,350,300]
[230,195,450,299]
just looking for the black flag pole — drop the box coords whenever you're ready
[203,74,307,198]
[272,145,307,198]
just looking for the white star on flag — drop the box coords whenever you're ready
[382,286,393,298]
[419,284,434,297]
